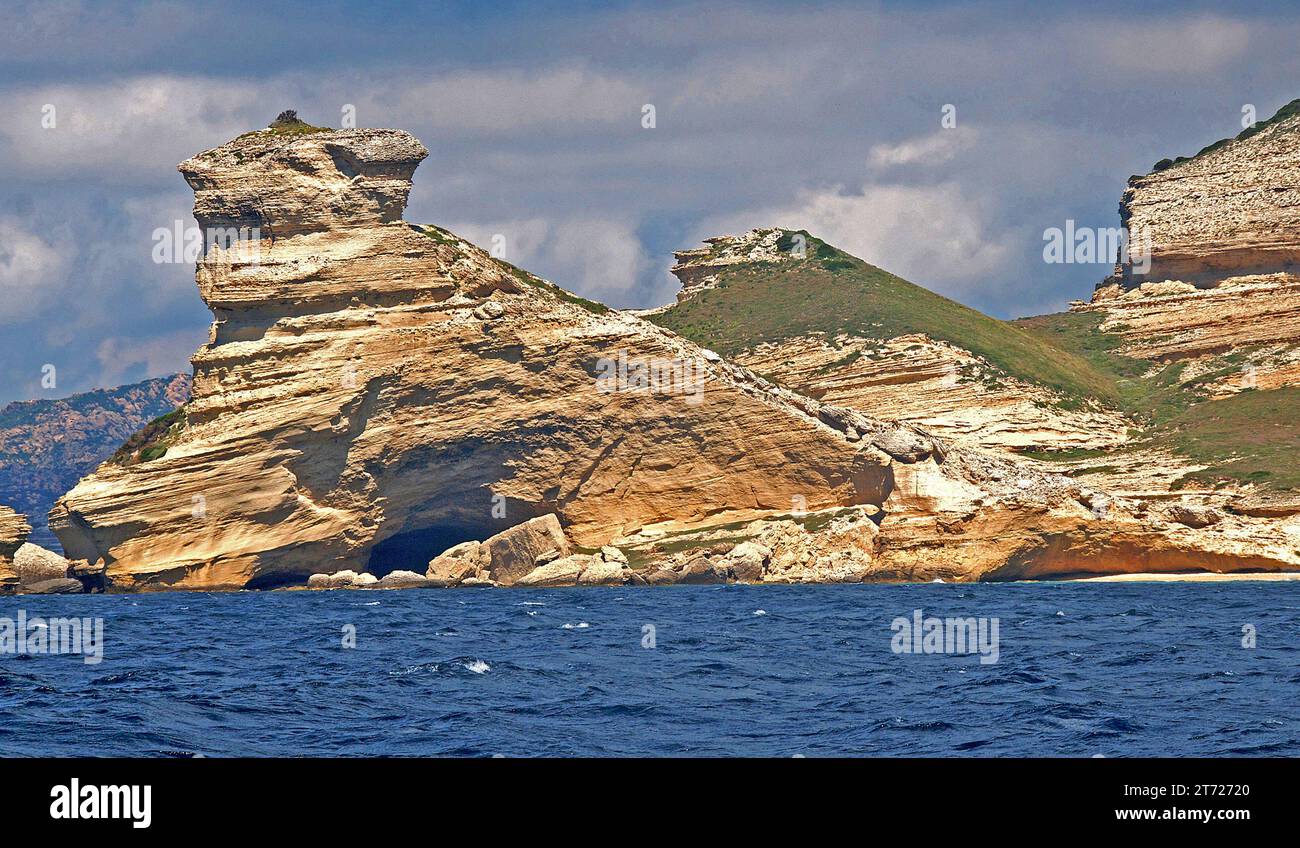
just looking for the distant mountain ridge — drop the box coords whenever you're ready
[0,374,190,548]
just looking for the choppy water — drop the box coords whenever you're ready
[1,582,1297,756]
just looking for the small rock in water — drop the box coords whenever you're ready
[24,577,84,595]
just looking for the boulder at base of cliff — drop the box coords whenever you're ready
[720,541,771,582]
[376,570,433,589]
[25,578,85,595]
[306,570,378,589]
[426,540,489,587]
[425,514,572,587]
[577,558,628,586]
[677,554,726,584]
[516,554,592,587]
[13,543,70,587]
[482,514,571,585]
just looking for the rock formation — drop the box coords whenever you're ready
[0,374,190,549]
[1104,99,1300,289]
[12,542,70,586]
[651,228,1132,455]
[0,506,30,593]
[51,123,890,589]
[1081,101,1300,405]
[730,330,1130,453]
[1032,101,1300,502]
[48,121,1300,589]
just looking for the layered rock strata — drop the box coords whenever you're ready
[733,332,1130,452]
[52,126,892,589]
[0,506,30,593]
[1105,102,1300,288]
[50,123,1300,589]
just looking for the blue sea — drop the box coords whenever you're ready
[1,582,1297,757]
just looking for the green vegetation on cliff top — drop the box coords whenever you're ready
[109,407,188,466]
[1016,311,1299,491]
[1153,97,1300,172]
[649,231,1119,408]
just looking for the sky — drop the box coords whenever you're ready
[2,0,1299,404]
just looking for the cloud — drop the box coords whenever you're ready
[389,67,646,135]
[0,1,210,64]
[696,181,1014,293]
[0,217,74,324]
[3,2,1300,404]
[94,328,204,388]
[0,75,277,180]
[445,216,658,307]
[1073,15,1253,74]
[869,128,978,169]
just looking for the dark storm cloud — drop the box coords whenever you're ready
[2,0,1298,403]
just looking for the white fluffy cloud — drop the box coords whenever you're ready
[0,217,73,324]
[696,181,1014,293]
[445,216,658,307]
[0,75,274,179]
[869,129,978,169]
[94,328,205,388]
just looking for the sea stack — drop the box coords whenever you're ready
[48,120,1300,589]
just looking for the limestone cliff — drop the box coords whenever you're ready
[0,374,190,549]
[0,506,31,593]
[52,124,895,589]
[1012,101,1300,504]
[651,228,1131,454]
[49,122,1300,590]
[1103,99,1300,289]
[1082,100,1300,406]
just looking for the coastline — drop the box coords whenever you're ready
[1067,571,1300,583]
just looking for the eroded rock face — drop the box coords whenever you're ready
[1074,275,1300,417]
[48,124,1300,589]
[669,229,798,302]
[1081,104,1300,398]
[0,506,30,593]
[479,514,570,586]
[51,127,891,590]
[1110,105,1300,288]
[733,333,1132,453]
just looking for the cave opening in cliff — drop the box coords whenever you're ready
[366,523,484,577]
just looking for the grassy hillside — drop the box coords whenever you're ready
[1014,311,1193,424]
[1156,387,1300,491]
[1017,311,1298,491]
[650,231,1119,407]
